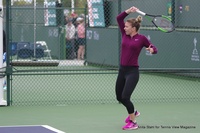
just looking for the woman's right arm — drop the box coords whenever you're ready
[116,6,138,35]
[116,12,128,35]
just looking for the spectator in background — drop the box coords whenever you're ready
[71,12,78,27]
[3,30,6,64]
[65,18,76,59]
[64,16,70,25]
[71,12,79,56]
[3,30,7,90]
[3,30,6,54]
[76,17,86,60]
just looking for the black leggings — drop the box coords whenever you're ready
[115,66,139,114]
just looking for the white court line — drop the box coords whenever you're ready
[42,125,66,133]
[0,125,66,133]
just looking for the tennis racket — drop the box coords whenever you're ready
[136,10,174,33]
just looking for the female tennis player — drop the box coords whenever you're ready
[116,6,158,130]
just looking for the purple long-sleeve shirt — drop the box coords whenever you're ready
[117,12,158,67]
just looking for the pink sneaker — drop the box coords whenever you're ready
[122,121,138,130]
[125,110,140,123]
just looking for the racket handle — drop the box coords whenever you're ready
[136,10,146,16]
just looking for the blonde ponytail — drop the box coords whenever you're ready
[136,15,142,23]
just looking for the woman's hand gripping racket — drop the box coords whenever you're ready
[136,10,175,33]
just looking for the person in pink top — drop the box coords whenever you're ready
[116,6,158,130]
[76,17,86,60]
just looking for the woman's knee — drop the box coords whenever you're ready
[116,96,122,102]
[121,95,133,104]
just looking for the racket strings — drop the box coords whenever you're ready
[153,17,174,32]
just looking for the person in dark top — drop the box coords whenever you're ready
[3,30,7,90]
[3,30,6,53]
[3,30,6,63]
[116,6,158,130]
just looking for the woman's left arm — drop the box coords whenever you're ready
[146,44,158,54]
[143,36,158,54]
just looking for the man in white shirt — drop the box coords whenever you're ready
[65,18,76,59]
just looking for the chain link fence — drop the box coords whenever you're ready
[2,0,200,106]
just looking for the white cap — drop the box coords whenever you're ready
[76,17,84,22]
